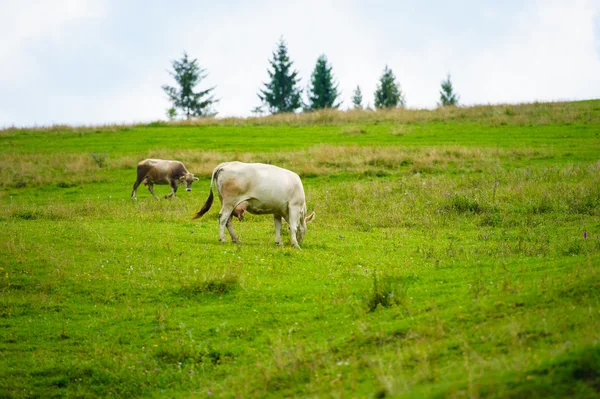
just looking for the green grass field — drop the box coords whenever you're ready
[1,100,599,398]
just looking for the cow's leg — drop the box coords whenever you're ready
[218,207,237,243]
[287,209,301,249]
[131,169,147,200]
[226,216,239,243]
[131,179,142,200]
[274,215,283,246]
[165,182,177,199]
[147,183,159,200]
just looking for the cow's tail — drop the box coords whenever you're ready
[192,166,221,220]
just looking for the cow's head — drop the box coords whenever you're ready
[296,211,315,245]
[179,173,199,191]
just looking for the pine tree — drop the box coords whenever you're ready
[162,52,217,119]
[306,55,340,110]
[166,107,177,121]
[438,74,459,106]
[352,86,363,109]
[250,105,265,116]
[258,38,302,114]
[374,66,405,109]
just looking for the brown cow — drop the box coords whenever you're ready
[131,159,198,200]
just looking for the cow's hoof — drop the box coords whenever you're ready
[293,244,302,250]
[275,241,283,246]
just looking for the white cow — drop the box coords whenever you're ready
[193,162,315,249]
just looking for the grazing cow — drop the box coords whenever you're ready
[192,162,315,249]
[131,159,198,200]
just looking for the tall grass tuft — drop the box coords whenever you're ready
[90,152,108,168]
[366,271,407,312]
[178,267,240,296]
[449,194,485,214]
[341,125,367,135]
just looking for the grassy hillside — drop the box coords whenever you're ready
[1,100,599,398]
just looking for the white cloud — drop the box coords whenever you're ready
[0,0,598,126]
[0,0,107,85]
[461,0,600,105]
[179,0,382,115]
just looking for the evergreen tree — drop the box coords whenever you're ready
[166,107,177,121]
[258,38,302,114]
[374,66,405,109]
[352,85,363,109]
[250,105,265,116]
[438,74,459,106]
[306,55,340,110]
[162,52,217,119]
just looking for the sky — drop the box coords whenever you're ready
[1,0,599,127]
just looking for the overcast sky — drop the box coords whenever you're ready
[1,0,599,127]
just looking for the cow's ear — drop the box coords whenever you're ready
[193,176,199,181]
[305,212,315,223]
[179,176,186,181]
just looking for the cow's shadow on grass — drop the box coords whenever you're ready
[187,216,325,249]
[191,235,325,250]
[199,239,316,249]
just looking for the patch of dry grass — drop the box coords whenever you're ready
[340,125,367,135]
[2,100,598,134]
[138,145,549,178]
[0,145,554,188]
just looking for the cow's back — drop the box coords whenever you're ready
[137,159,186,182]
[216,162,305,211]
[218,162,301,190]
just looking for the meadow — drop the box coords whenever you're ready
[1,100,599,398]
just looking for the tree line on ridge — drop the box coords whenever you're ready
[162,38,459,120]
